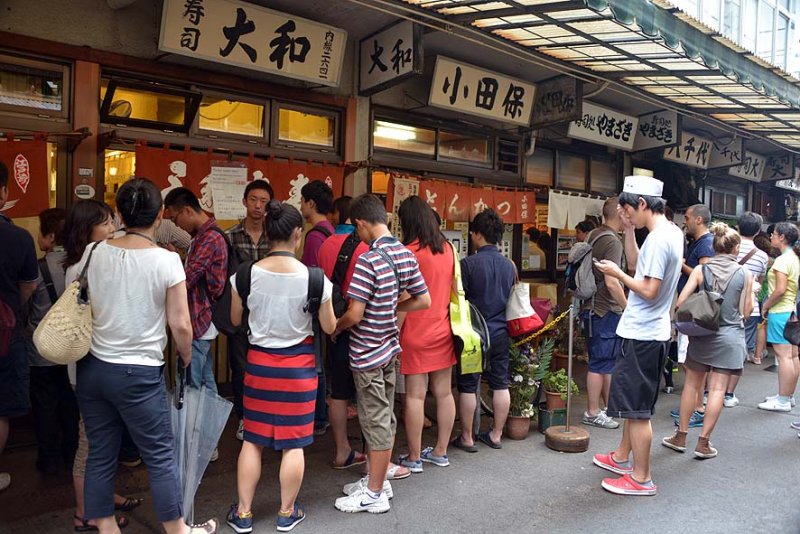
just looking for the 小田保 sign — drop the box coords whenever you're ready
[159,0,347,86]
[632,110,679,151]
[567,101,638,150]
[428,56,536,126]
[729,151,767,182]
[360,20,422,96]
[531,75,581,128]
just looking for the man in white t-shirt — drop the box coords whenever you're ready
[593,176,684,497]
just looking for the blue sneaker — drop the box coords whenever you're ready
[674,410,704,428]
[276,503,305,532]
[227,503,253,534]
[397,454,423,473]
[420,446,450,467]
[670,408,680,418]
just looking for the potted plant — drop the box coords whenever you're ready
[506,338,554,440]
[542,368,579,411]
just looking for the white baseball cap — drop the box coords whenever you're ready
[622,175,663,197]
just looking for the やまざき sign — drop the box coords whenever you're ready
[428,56,536,126]
[159,0,347,86]
[632,110,679,152]
[360,20,422,96]
[567,101,638,150]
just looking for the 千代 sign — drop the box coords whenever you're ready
[567,101,638,150]
[159,0,347,86]
[429,56,536,126]
[360,20,422,96]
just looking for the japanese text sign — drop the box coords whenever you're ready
[428,56,536,126]
[729,151,767,182]
[531,75,582,128]
[159,0,347,87]
[360,20,422,96]
[662,131,714,169]
[707,137,744,169]
[764,154,794,181]
[632,110,679,151]
[0,139,50,219]
[567,101,638,150]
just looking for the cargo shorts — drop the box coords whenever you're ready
[353,356,397,451]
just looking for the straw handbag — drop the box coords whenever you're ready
[33,242,101,365]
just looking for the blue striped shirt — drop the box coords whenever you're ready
[347,235,428,371]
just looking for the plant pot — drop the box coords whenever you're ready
[553,352,569,372]
[545,390,567,411]
[505,415,531,440]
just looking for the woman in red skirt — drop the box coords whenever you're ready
[227,201,336,533]
[396,196,457,474]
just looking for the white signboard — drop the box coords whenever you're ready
[429,56,536,126]
[209,164,248,219]
[663,131,714,169]
[708,138,744,169]
[159,0,347,87]
[729,151,767,182]
[633,110,679,151]
[775,176,800,192]
[765,154,794,181]
[389,177,419,239]
[567,101,638,150]
[360,21,421,96]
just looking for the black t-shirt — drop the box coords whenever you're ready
[0,214,38,331]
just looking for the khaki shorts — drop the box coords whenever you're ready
[353,357,397,451]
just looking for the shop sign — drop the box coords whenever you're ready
[775,174,800,192]
[428,56,536,126]
[158,0,347,87]
[662,131,713,169]
[764,154,794,181]
[0,138,50,218]
[707,137,744,169]
[729,151,767,182]
[567,101,638,151]
[632,110,679,151]
[359,21,422,96]
[531,75,582,128]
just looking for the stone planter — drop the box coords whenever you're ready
[505,415,532,440]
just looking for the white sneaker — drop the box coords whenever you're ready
[335,487,390,514]
[758,398,792,412]
[0,473,9,492]
[236,420,244,441]
[210,448,219,462]
[342,476,393,499]
[764,394,796,407]
[723,395,739,407]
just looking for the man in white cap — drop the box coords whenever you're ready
[593,175,683,496]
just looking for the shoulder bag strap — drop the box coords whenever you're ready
[373,246,400,291]
[234,260,256,335]
[451,241,465,297]
[333,232,361,287]
[739,247,758,266]
[304,267,325,314]
[38,258,58,304]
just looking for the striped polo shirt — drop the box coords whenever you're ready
[737,238,768,316]
[347,235,428,371]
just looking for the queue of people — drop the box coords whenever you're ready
[2,164,800,533]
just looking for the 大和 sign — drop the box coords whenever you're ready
[567,101,638,150]
[359,21,422,96]
[632,110,679,151]
[531,75,581,128]
[729,151,767,182]
[663,131,714,169]
[159,0,347,87]
[764,154,794,181]
[428,56,536,126]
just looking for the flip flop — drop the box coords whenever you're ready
[477,430,502,450]
[385,463,411,480]
[74,515,129,532]
[450,436,478,453]
[114,497,143,512]
[332,449,367,469]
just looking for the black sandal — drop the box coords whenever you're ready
[74,514,129,532]
[114,497,143,512]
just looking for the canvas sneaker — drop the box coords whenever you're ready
[592,452,632,475]
[723,395,739,407]
[335,487,390,514]
[758,398,792,412]
[342,476,393,499]
[764,394,796,407]
[226,504,253,534]
[601,474,657,496]
[420,447,450,467]
[662,430,687,453]
[236,419,244,441]
[276,504,305,532]
[582,411,620,429]
[694,436,718,459]
[397,454,423,473]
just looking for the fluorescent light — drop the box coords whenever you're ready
[375,122,417,141]
[109,167,118,176]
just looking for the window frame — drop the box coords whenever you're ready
[99,78,201,133]
[437,129,493,168]
[192,89,268,143]
[270,101,341,155]
[0,54,71,121]
[372,119,437,159]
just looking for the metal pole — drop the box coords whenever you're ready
[565,301,575,433]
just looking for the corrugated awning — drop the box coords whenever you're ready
[400,0,800,150]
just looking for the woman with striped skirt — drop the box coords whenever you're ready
[226,201,336,533]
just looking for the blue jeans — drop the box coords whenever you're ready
[190,339,218,394]
[76,355,183,522]
[744,315,759,353]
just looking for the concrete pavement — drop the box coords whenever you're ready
[1,358,798,533]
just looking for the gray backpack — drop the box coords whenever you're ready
[565,230,616,301]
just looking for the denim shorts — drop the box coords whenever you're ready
[582,311,622,375]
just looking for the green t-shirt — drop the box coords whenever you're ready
[767,249,800,314]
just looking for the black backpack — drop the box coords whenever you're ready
[331,232,361,318]
[205,226,243,336]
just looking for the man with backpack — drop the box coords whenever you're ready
[580,198,627,430]
[318,196,369,469]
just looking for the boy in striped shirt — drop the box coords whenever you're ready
[333,194,431,514]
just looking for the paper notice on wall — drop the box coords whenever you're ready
[390,177,419,239]
[209,164,248,220]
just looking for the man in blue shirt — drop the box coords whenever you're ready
[451,209,515,452]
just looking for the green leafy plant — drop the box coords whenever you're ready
[542,368,580,401]
[509,338,554,418]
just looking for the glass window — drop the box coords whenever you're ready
[438,131,490,164]
[723,0,740,41]
[742,0,757,51]
[197,96,265,138]
[526,147,553,185]
[0,56,68,118]
[277,106,336,148]
[711,190,725,214]
[590,158,617,194]
[556,152,586,191]
[100,79,201,132]
[776,14,788,69]
[373,120,435,156]
[757,2,775,61]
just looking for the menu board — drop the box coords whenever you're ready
[556,233,576,271]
